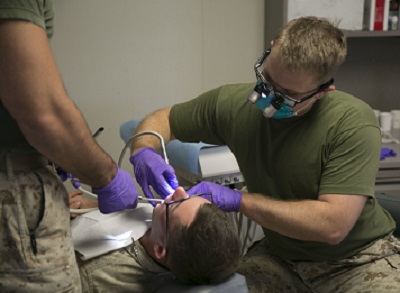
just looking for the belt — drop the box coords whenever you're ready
[0,153,48,173]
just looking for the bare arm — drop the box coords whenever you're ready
[0,20,115,188]
[240,192,367,244]
[130,107,174,154]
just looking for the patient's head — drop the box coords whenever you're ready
[149,187,242,285]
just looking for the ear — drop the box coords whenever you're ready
[153,241,167,262]
[314,84,335,100]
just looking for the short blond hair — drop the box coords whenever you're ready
[273,16,347,82]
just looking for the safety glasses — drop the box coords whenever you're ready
[254,49,334,108]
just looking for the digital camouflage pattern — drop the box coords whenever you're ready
[76,239,175,292]
[0,167,81,292]
[238,236,400,293]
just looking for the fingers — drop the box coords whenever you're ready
[141,185,157,207]
[71,179,81,189]
[55,167,68,182]
[70,200,82,219]
[186,185,200,196]
[69,190,84,197]
[165,173,179,190]
[153,180,175,199]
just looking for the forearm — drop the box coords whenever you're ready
[0,20,116,188]
[18,97,116,188]
[239,192,363,244]
[131,107,174,154]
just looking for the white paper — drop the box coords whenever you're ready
[71,203,153,260]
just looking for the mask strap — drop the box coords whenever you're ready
[293,97,316,116]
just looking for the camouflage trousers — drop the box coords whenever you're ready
[238,236,400,293]
[0,166,81,292]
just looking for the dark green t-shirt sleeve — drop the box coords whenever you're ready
[0,0,54,38]
[170,86,227,145]
[319,122,381,197]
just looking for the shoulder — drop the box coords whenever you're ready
[193,83,255,102]
[217,83,257,101]
[171,83,256,115]
[317,90,379,129]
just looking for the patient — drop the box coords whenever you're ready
[70,187,242,292]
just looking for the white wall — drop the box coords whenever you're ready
[51,0,264,176]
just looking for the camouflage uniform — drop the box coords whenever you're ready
[0,1,81,291]
[238,236,400,293]
[0,165,81,292]
[76,240,175,293]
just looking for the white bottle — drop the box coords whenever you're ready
[380,112,393,132]
[391,110,400,129]
[390,16,398,30]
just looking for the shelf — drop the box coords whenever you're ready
[344,30,400,38]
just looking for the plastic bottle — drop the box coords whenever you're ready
[390,16,398,30]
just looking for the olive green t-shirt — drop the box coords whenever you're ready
[0,0,54,153]
[170,83,395,261]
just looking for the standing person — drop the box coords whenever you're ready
[0,1,138,292]
[129,16,400,292]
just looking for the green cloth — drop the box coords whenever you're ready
[170,83,395,261]
[0,0,54,154]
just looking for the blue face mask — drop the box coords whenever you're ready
[255,93,295,119]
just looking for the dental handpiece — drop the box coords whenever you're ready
[138,196,164,203]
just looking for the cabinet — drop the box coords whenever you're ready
[264,0,400,111]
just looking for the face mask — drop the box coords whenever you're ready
[255,93,314,119]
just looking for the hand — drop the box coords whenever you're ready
[55,166,81,189]
[187,181,242,213]
[69,190,98,219]
[69,190,83,219]
[129,147,178,200]
[92,166,139,214]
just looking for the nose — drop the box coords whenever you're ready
[166,186,189,202]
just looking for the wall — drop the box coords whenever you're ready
[335,37,400,112]
[51,0,265,178]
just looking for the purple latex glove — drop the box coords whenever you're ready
[92,166,139,214]
[187,181,242,213]
[129,147,179,200]
[380,148,397,160]
[55,166,81,189]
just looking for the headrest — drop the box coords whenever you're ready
[156,273,248,293]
